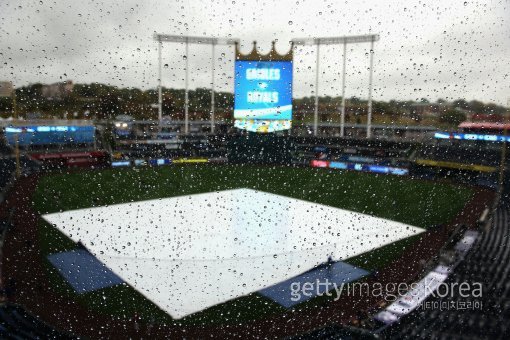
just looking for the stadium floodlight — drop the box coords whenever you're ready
[154,34,239,45]
[292,34,379,46]
[292,34,379,138]
[154,34,239,134]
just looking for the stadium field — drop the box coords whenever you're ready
[34,165,472,228]
[32,164,473,325]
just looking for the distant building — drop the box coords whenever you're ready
[409,102,440,117]
[467,113,503,123]
[0,81,14,97]
[41,80,74,99]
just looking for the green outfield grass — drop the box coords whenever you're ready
[34,165,472,229]
[33,164,474,325]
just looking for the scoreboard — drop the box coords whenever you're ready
[234,60,293,133]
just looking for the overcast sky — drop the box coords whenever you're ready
[1,0,509,106]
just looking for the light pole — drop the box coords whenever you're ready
[153,34,239,135]
[314,42,320,137]
[157,40,163,127]
[184,39,189,135]
[12,88,21,178]
[292,34,379,138]
[366,37,376,139]
[211,42,216,134]
[340,42,347,137]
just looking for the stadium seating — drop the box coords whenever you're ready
[0,156,39,197]
[291,137,414,169]
[0,159,15,193]
[0,144,13,157]
[294,203,509,339]
[227,133,295,164]
[0,138,16,198]
[416,141,504,167]
[113,134,228,161]
[0,304,76,339]
[382,203,510,339]
[1,130,506,338]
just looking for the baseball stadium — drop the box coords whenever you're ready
[0,118,503,338]
[0,1,509,339]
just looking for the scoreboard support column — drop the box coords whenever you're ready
[314,43,320,137]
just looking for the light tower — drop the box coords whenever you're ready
[153,34,239,134]
[292,34,379,138]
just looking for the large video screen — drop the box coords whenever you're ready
[5,125,95,146]
[234,60,292,133]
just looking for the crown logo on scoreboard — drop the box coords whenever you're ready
[235,41,293,61]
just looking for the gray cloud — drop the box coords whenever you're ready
[0,0,508,105]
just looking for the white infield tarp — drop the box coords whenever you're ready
[43,188,423,319]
